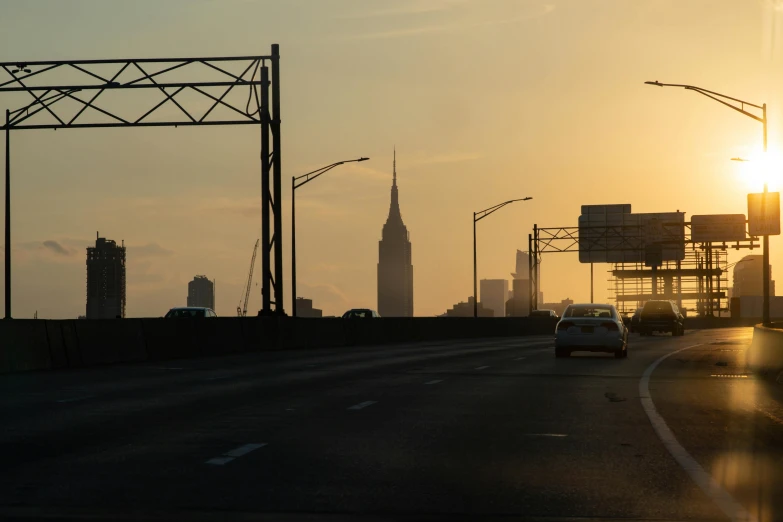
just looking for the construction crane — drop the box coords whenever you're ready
[237,239,259,317]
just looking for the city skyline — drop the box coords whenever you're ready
[1,0,783,318]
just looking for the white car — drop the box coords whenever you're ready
[554,303,628,358]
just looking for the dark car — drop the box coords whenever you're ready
[630,308,642,333]
[164,307,217,318]
[530,309,559,319]
[638,300,684,336]
[342,308,380,319]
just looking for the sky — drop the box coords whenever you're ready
[2,0,783,318]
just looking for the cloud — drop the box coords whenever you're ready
[335,0,468,19]
[42,240,72,256]
[343,3,556,40]
[130,242,174,258]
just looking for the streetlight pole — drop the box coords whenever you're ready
[291,157,369,317]
[645,81,772,325]
[473,197,533,318]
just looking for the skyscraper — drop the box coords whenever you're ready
[187,275,215,309]
[86,233,126,319]
[377,148,413,317]
[480,279,508,318]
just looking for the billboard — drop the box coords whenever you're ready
[691,214,747,243]
[578,205,685,263]
[748,192,781,236]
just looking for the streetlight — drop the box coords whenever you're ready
[473,197,533,318]
[291,157,369,317]
[645,80,772,325]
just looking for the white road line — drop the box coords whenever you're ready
[640,344,757,522]
[224,443,266,458]
[56,395,95,403]
[424,380,443,385]
[524,433,567,437]
[205,443,267,466]
[347,400,377,410]
[515,357,526,360]
[475,366,490,370]
[205,457,235,466]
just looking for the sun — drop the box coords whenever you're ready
[733,147,783,192]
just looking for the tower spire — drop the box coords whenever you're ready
[393,146,396,186]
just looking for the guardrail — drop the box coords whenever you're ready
[0,317,559,374]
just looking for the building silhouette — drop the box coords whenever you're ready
[377,149,414,317]
[445,296,493,317]
[86,233,126,319]
[187,275,215,309]
[295,297,323,318]
[480,279,508,318]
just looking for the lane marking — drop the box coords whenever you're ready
[205,443,267,466]
[515,357,527,361]
[56,395,95,404]
[524,433,567,437]
[224,443,266,458]
[640,344,757,522]
[475,366,490,370]
[205,456,235,466]
[424,379,443,385]
[347,400,377,410]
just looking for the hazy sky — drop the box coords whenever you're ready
[2,0,783,318]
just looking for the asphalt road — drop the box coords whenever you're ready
[0,328,781,522]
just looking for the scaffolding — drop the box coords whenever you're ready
[609,247,729,315]
[531,222,759,318]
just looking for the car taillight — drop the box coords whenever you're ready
[557,321,573,331]
[602,322,619,331]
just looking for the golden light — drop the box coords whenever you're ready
[733,147,783,192]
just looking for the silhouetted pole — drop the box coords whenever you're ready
[762,103,770,325]
[473,198,533,318]
[528,234,533,315]
[4,110,9,319]
[646,81,770,325]
[260,66,271,313]
[291,157,369,317]
[589,262,594,303]
[473,214,478,318]
[271,44,284,314]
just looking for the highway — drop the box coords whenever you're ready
[0,328,781,521]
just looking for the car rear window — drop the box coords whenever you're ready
[563,306,614,318]
[643,302,673,314]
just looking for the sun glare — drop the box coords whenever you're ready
[734,147,783,192]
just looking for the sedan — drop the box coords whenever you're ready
[554,303,628,359]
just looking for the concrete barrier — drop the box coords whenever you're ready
[0,316,565,374]
[75,319,147,366]
[45,320,69,369]
[748,324,783,377]
[0,320,52,373]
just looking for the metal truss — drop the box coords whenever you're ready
[529,222,761,317]
[1,45,285,318]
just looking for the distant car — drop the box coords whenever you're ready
[554,303,628,359]
[638,300,684,336]
[164,307,217,318]
[342,308,380,319]
[630,308,642,333]
[530,309,559,319]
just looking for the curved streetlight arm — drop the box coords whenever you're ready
[644,81,764,123]
[474,197,533,222]
[293,157,369,189]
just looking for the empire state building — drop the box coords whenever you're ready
[377,149,413,317]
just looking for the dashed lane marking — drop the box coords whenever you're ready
[475,366,490,370]
[347,400,377,410]
[424,380,443,385]
[205,443,267,466]
[640,344,757,522]
[515,357,527,360]
[56,396,95,404]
